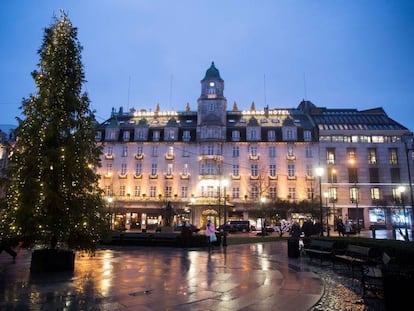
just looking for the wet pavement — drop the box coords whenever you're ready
[0,237,386,311]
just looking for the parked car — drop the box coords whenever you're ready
[174,223,200,233]
[228,220,251,233]
[217,224,233,232]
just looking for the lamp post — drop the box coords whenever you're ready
[221,179,229,246]
[260,196,266,236]
[217,181,221,225]
[190,196,196,225]
[398,186,409,241]
[107,196,113,230]
[222,179,229,224]
[349,159,360,234]
[404,139,414,241]
[324,192,330,237]
[330,168,337,225]
[315,167,324,237]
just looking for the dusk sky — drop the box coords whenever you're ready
[1,0,414,131]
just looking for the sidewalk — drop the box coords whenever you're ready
[0,241,384,311]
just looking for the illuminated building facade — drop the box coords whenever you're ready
[95,62,413,232]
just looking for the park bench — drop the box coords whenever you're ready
[119,232,153,245]
[303,239,335,263]
[151,232,180,246]
[361,252,391,297]
[109,232,180,246]
[332,244,381,278]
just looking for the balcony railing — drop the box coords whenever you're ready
[105,153,114,160]
[164,173,174,179]
[286,154,296,161]
[198,155,223,161]
[135,153,144,160]
[165,153,174,160]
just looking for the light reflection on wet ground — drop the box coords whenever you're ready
[0,239,386,310]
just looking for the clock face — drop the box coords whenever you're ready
[209,81,215,87]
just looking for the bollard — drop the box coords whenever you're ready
[371,226,376,239]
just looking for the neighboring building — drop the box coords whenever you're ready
[0,127,14,198]
[92,62,413,232]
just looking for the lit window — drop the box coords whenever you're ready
[121,163,127,175]
[288,164,295,177]
[269,164,277,177]
[251,164,258,177]
[268,130,276,142]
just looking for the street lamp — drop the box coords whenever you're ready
[330,168,337,223]
[107,196,113,230]
[221,179,229,246]
[222,179,229,225]
[190,196,196,225]
[404,139,414,241]
[324,192,330,237]
[349,159,360,234]
[398,186,409,240]
[315,167,324,237]
[260,196,266,236]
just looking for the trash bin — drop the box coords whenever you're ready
[287,238,300,258]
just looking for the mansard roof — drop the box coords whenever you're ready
[166,118,178,127]
[308,107,408,132]
[247,117,259,126]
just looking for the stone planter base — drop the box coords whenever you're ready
[30,249,75,272]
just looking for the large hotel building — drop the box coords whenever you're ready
[90,63,411,232]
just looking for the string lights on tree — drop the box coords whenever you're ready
[1,11,106,252]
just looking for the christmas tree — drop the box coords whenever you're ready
[1,11,106,252]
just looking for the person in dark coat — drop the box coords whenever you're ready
[290,221,302,239]
[181,221,192,247]
[336,219,345,236]
[0,240,17,262]
[313,220,323,236]
[301,219,314,237]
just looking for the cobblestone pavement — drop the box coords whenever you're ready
[308,264,385,311]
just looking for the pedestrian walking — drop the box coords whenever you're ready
[345,220,353,236]
[336,219,345,236]
[205,219,216,250]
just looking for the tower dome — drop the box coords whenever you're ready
[201,62,223,82]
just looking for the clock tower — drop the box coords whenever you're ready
[197,62,227,128]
